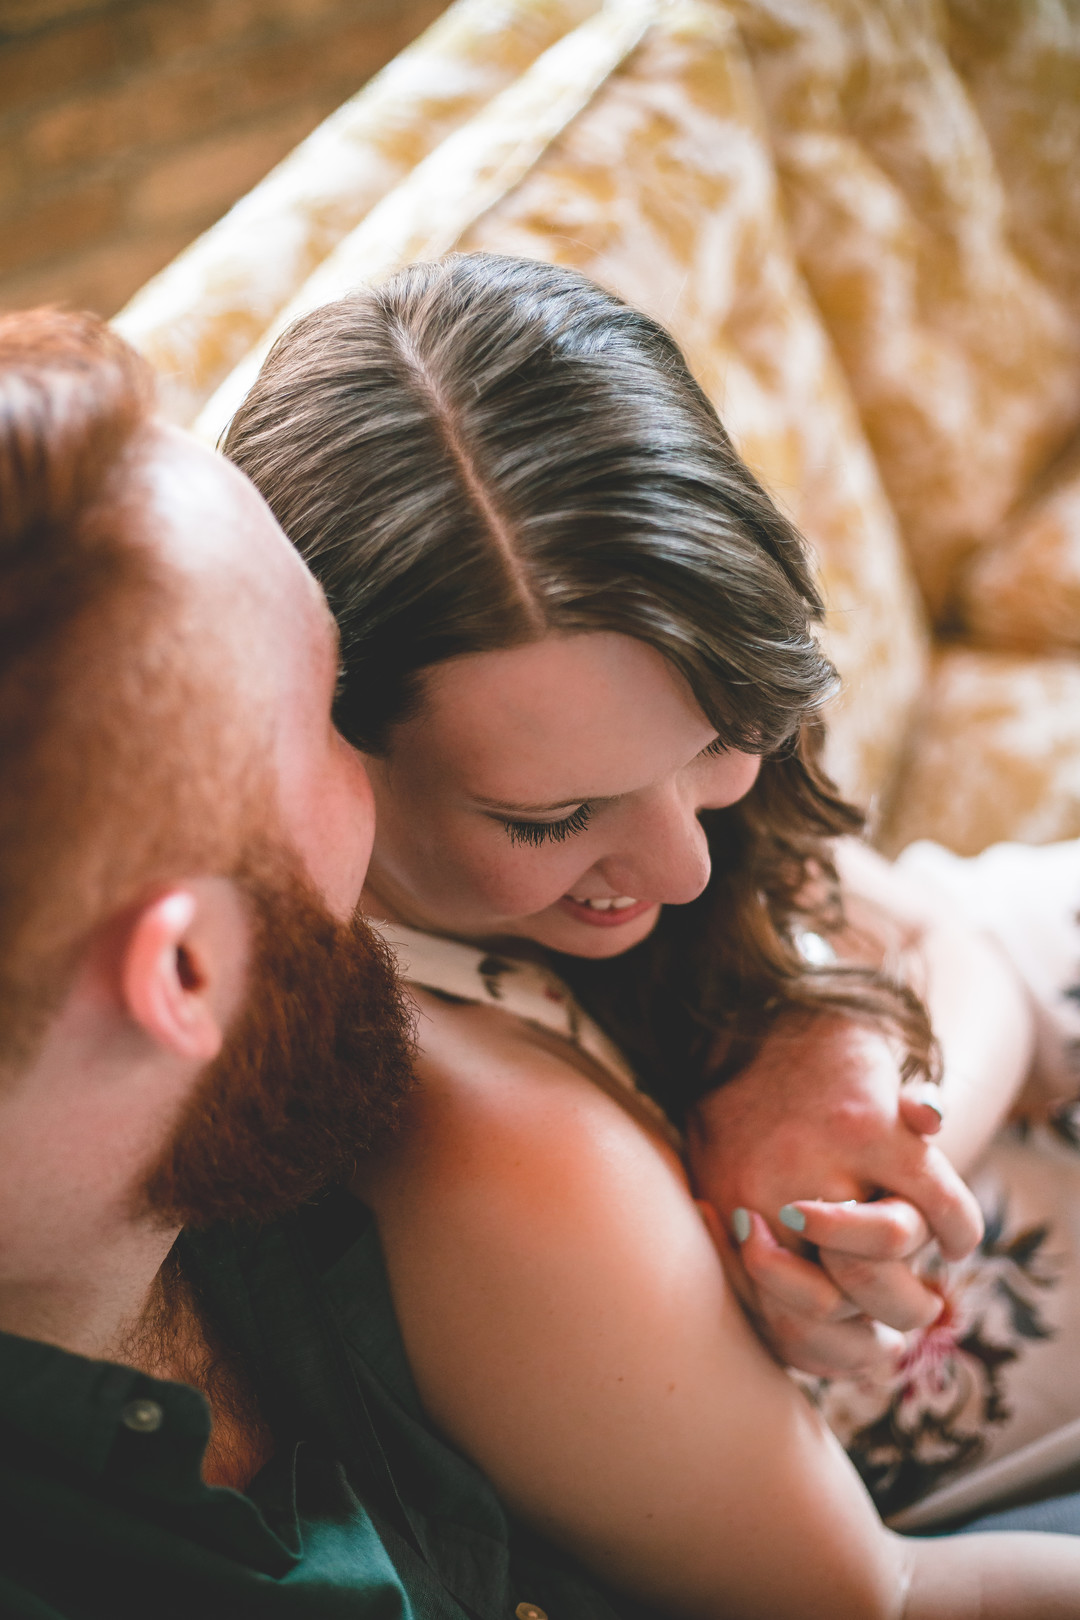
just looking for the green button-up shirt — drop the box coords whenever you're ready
[0,1327,415,1618]
[0,1193,652,1620]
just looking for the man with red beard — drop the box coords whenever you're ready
[0,311,636,1620]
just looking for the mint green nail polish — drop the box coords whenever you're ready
[732,1207,751,1243]
[779,1204,806,1232]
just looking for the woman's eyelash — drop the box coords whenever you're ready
[498,741,725,847]
[501,804,593,847]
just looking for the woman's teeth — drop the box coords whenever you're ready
[570,895,639,911]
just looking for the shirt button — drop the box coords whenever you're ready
[515,1605,547,1620]
[120,1398,164,1433]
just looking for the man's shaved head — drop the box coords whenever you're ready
[0,309,283,1069]
[0,308,414,1240]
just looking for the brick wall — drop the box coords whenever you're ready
[0,0,448,318]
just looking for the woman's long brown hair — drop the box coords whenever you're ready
[225,253,934,1120]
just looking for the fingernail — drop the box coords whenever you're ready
[778,1204,806,1232]
[907,1083,944,1120]
[732,1207,751,1243]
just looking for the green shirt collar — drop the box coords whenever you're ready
[0,1328,208,1477]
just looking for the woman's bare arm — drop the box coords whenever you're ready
[359,994,1080,1620]
[835,838,1036,1174]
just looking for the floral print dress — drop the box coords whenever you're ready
[805,1112,1080,1527]
[810,837,1080,1529]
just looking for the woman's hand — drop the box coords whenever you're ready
[686,1014,984,1378]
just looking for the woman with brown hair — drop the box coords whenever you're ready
[224,252,1080,1614]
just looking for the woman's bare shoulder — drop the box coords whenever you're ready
[353,987,897,1616]
[362,983,686,1208]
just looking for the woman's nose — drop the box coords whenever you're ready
[599,790,712,907]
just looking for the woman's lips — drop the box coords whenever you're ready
[556,894,658,928]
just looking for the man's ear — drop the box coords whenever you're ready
[120,885,247,1062]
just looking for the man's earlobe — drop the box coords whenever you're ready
[122,890,225,1062]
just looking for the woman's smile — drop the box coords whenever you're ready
[557,893,657,928]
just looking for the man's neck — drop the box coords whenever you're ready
[0,1223,179,1365]
[2,1226,275,1492]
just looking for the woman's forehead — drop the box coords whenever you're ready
[405,632,718,804]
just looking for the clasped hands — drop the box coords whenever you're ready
[687,1014,984,1379]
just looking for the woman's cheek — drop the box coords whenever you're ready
[450,836,590,919]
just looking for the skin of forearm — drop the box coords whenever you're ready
[911,918,1035,1175]
[903,1531,1080,1619]
[835,840,1036,1177]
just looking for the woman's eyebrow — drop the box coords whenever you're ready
[473,736,725,818]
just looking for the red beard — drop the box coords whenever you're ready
[140,856,415,1229]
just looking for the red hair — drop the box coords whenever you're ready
[0,309,269,1069]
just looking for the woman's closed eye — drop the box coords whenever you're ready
[501,804,593,847]
[498,741,731,847]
